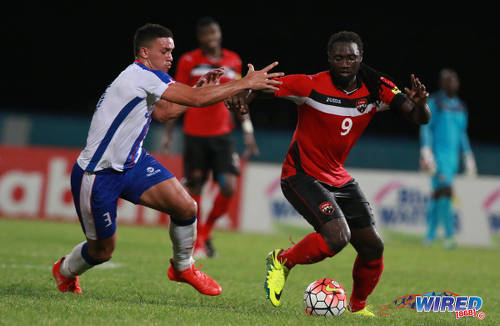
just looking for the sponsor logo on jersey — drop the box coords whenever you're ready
[326,97,342,104]
[146,166,160,177]
[319,201,334,215]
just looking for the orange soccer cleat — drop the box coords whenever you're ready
[52,257,82,294]
[167,259,222,296]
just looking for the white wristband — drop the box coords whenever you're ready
[242,119,254,133]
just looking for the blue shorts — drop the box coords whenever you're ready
[71,151,174,240]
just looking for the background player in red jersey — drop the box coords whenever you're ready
[226,31,430,316]
[164,17,259,258]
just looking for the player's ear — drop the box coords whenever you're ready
[138,47,149,59]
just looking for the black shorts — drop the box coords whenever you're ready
[183,133,239,186]
[281,172,375,232]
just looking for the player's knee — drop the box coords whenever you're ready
[186,173,206,195]
[218,174,237,197]
[433,186,452,199]
[323,230,351,253]
[187,183,203,197]
[359,238,384,260]
[219,183,235,197]
[373,238,384,257]
[88,246,114,263]
[177,197,198,220]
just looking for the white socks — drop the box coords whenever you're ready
[169,218,196,271]
[60,242,94,278]
[59,218,197,277]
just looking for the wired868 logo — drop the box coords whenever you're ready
[378,291,485,320]
[416,295,485,320]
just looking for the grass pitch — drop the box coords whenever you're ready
[0,218,498,325]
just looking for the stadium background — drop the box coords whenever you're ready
[2,5,500,167]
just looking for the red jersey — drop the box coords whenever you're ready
[175,49,242,136]
[275,71,402,186]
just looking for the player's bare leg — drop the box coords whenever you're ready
[185,170,209,258]
[201,172,237,257]
[139,177,221,296]
[348,225,384,315]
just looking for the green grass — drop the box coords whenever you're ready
[0,218,498,326]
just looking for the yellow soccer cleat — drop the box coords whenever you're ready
[348,305,375,317]
[264,249,290,307]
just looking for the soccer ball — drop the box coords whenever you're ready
[303,278,347,316]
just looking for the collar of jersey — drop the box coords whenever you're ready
[134,59,153,71]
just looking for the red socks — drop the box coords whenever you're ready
[349,255,384,312]
[278,232,336,269]
[276,232,384,312]
[203,192,232,239]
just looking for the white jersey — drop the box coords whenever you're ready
[77,61,175,172]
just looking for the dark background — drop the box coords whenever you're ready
[3,4,499,144]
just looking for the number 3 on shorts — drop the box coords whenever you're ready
[341,118,353,136]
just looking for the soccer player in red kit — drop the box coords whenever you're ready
[226,31,430,316]
[164,17,259,258]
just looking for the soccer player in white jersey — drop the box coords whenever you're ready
[52,23,282,296]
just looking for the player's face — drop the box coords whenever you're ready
[440,71,460,95]
[197,23,221,51]
[143,37,175,72]
[328,42,362,87]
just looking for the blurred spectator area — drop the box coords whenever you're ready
[1,110,499,175]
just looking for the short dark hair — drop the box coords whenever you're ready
[327,31,364,54]
[133,23,173,56]
[196,16,219,34]
[440,68,458,79]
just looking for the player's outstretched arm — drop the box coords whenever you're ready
[152,68,226,122]
[401,74,431,125]
[161,62,283,107]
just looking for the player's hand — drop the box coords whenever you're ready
[420,147,436,175]
[224,90,250,114]
[404,74,429,107]
[464,153,477,177]
[242,132,260,160]
[243,62,283,91]
[195,68,225,88]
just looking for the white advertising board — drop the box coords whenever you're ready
[240,163,497,246]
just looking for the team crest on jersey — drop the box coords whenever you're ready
[319,202,335,215]
[356,98,368,113]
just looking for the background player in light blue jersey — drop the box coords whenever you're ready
[420,68,477,248]
[51,23,283,296]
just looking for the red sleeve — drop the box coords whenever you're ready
[234,53,242,76]
[274,74,312,98]
[379,76,402,104]
[174,54,192,85]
